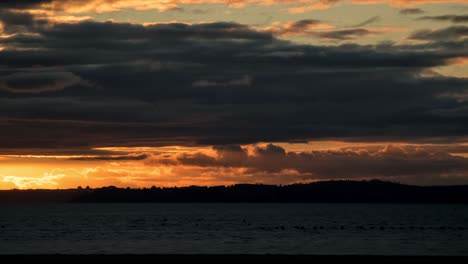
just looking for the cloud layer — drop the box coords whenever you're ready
[1,1,468,187]
[4,143,468,188]
[419,15,468,23]
[0,0,466,14]
[168,144,468,183]
[0,18,467,150]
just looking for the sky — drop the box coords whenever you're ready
[0,0,468,189]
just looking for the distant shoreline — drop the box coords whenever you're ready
[1,180,468,204]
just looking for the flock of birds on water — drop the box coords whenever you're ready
[1,217,466,234]
[149,217,467,233]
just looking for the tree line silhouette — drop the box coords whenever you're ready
[1,180,468,204]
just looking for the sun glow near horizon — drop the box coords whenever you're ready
[2,141,468,189]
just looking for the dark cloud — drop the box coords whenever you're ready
[0,0,52,9]
[70,153,149,161]
[0,71,90,93]
[169,144,468,184]
[0,9,47,34]
[193,75,252,87]
[409,26,468,41]
[0,10,35,27]
[0,21,459,67]
[269,19,329,36]
[176,152,217,167]
[214,145,249,166]
[285,19,322,31]
[0,19,467,151]
[176,145,249,168]
[177,145,249,167]
[254,143,286,156]
[41,21,274,42]
[418,15,468,23]
[316,28,374,40]
[352,16,380,27]
[0,147,129,156]
[399,8,425,15]
[270,19,379,40]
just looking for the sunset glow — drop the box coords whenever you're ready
[1,0,468,189]
[2,141,468,189]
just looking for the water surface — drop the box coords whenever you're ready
[0,203,467,255]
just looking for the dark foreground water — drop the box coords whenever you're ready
[0,203,467,255]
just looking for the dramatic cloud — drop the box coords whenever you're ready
[5,142,465,189]
[419,15,468,23]
[1,0,468,187]
[409,26,468,41]
[151,143,468,185]
[0,19,467,150]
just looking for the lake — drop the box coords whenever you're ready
[0,203,467,255]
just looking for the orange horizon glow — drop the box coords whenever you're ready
[2,141,468,190]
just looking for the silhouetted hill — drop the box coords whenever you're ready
[1,180,468,204]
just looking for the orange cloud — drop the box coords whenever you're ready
[288,2,332,14]
[2,142,468,189]
[48,15,93,23]
[43,0,176,13]
[289,0,467,13]
[446,56,468,65]
[0,71,91,94]
[13,0,467,15]
[434,56,468,78]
